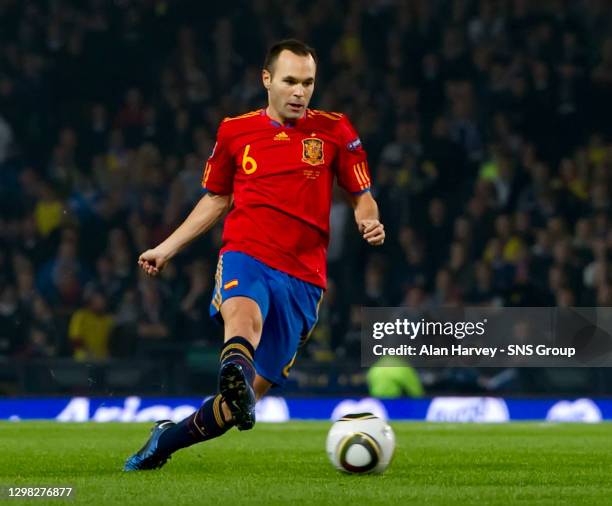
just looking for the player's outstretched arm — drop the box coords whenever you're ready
[138,192,232,276]
[351,191,385,246]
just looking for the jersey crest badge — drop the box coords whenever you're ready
[302,138,324,166]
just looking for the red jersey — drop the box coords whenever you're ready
[201,108,371,288]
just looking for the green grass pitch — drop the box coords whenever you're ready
[2,421,612,505]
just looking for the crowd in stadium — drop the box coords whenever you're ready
[1,0,612,378]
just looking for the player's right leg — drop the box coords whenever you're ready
[218,296,262,430]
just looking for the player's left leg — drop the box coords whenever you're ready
[122,395,227,472]
[135,273,316,470]
[123,374,272,472]
[155,363,271,458]
[124,253,269,471]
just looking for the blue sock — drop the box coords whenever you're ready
[220,336,256,386]
[157,394,233,454]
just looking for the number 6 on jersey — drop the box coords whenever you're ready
[242,144,258,174]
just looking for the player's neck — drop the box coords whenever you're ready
[265,106,303,126]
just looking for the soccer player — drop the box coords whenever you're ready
[124,39,385,471]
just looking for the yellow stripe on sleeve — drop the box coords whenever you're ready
[203,162,213,186]
[357,162,370,187]
[364,163,371,185]
[353,164,365,189]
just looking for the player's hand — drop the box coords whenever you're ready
[138,248,170,276]
[359,219,385,246]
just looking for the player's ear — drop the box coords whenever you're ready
[262,69,271,89]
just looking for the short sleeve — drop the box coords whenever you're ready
[335,115,371,194]
[201,121,234,195]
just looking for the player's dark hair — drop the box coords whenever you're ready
[263,39,317,73]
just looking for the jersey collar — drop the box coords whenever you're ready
[260,107,307,129]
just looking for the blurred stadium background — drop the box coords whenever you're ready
[2,0,612,410]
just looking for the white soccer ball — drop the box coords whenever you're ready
[326,413,395,474]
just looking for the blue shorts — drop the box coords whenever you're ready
[210,251,324,385]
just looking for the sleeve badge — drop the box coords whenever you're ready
[346,138,362,151]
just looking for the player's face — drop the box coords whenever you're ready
[263,50,316,122]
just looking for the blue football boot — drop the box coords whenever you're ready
[218,362,256,430]
[123,420,175,471]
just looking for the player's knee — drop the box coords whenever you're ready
[222,297,263,341]
[225,314,261,340]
